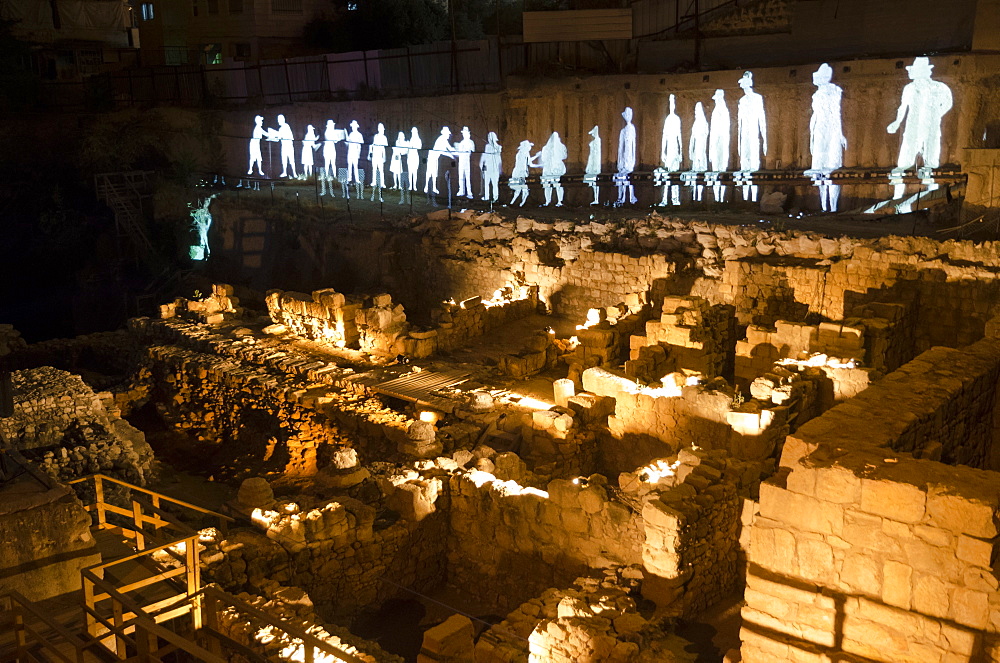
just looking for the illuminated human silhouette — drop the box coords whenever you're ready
[369,122,388,200]
[390,131,407,190]
[537,132,567,207]
[709,89,730,201]
[248,115,265,176]
[737,71,766,201]
[480,131,502,202]
[585,125,601,205]
[323,120,344,179]
[407,127,422,191]
[807,63,847,211]
[688,102,709,201]
[425,127,454,195]
[659,94,683,206]
[272,114,297,179]
[509,139,537,206]
[190,194,217,260]
[453,126,475,199]
[616,107,637,205]
[887,56,953,198]
[346,120,364,188]
[301,125,319,179]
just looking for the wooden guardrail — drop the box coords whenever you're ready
[67,473,233,550]
[65,474,363,663]
[1,591,94,663]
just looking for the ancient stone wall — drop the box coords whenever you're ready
[446,471,644,614]
[203,497,447,621]
[583,367,787,475]
[741,333,1000,661]
[0,367,155,485]
[0,483,101,601]
[264,283,538,358]
[215,208,1000,358]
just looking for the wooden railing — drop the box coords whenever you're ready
[67,473,233,551]
[63,474,364,663]
[80,534,202,656]
[0,591,94,663]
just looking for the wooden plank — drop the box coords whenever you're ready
[523,9,632,43]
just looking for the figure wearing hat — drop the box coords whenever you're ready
[887,56,953,197]
[737,71,766,202]
[346,120,365,191]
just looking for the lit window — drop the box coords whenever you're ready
[347,1,357,9]
[140,2,154,20]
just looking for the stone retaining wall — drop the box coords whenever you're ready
[741,333,1000,661]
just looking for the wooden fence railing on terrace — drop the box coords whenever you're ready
[1,473,364,663]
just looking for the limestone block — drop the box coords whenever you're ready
[926,487,999,538]
[881,560,913,609]
[582,367,636,398]
[859,478,926,524]
[418,614,475,662]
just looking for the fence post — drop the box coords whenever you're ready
[112,596,127,659]
[284,59,293,103]
[131,500,145,550]
[186,536,203,631]
[83,575,98,639]
[95,476,107,528]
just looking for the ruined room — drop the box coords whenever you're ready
[2,0,1000,661]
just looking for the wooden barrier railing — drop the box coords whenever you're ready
[3,474,364,663]
[1,591,94,663]
[67,473,233,551]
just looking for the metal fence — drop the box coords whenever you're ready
[103,37,531,107]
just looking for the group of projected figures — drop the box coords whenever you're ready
[245,57,951,213]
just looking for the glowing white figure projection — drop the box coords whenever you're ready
[273,114,297,179]
[537,132,567,207]
[480,132,502,203]
[323,120,345,180]
[189,194,217,260]
[585,125,601,205]
[616,107,637,205]
[390,132,407,190]
[709,89,731,201]
[301,125,319,178]
[887,56,953,198]
[737,71,767,202]
[687,102,709,201]
[807,63,847,212]
[407,127,422,191]
[509,139,537,206]
[658,94,683,206]
[369,123,388,199]
[454,126,475,199]
[425,127,455,195]
[346,120,364,188]
[248,115,266,176]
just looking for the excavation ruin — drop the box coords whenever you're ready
[3,201,1000,662]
